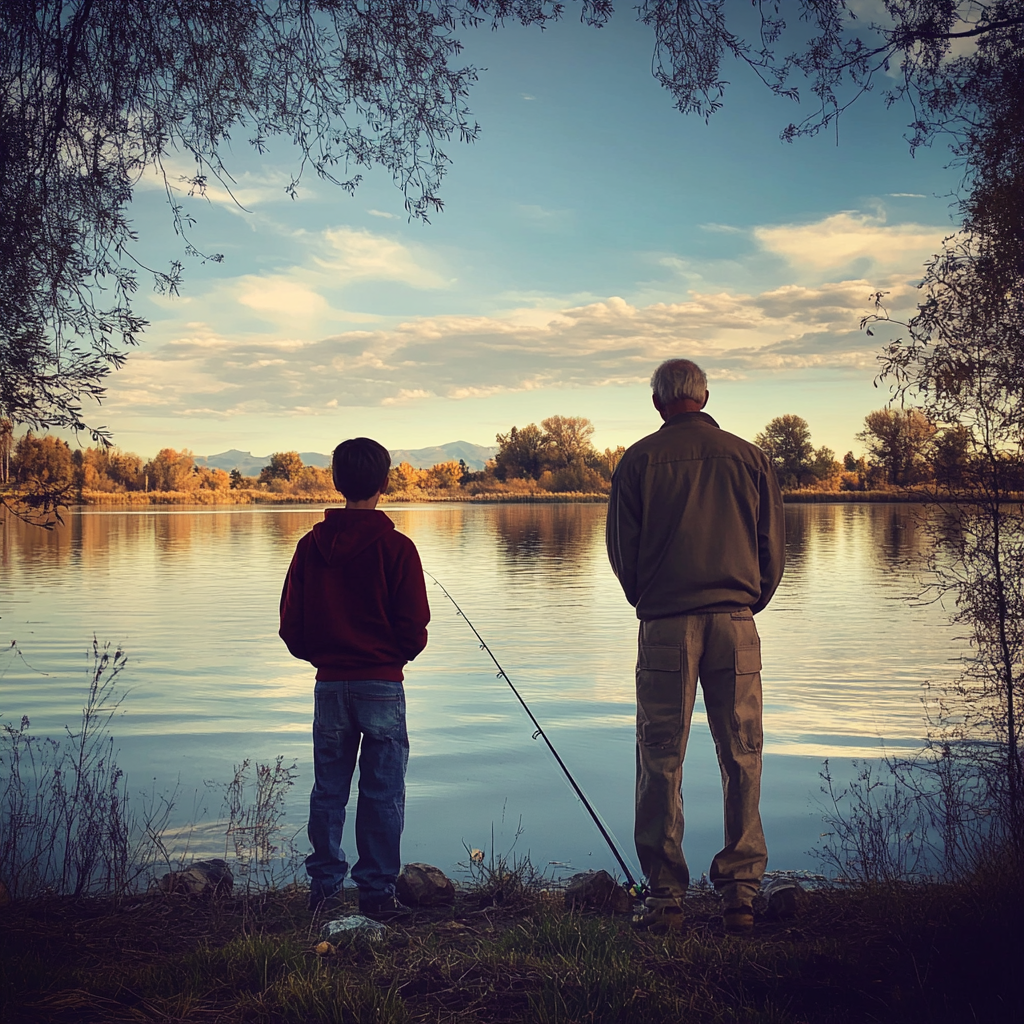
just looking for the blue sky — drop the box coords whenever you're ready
[105,11,961,460]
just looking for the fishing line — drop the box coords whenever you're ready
[424,570,639,890]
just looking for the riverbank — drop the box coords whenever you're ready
[6,486,1007,509]
[66,488,613,505]
[1,876,1019,1023]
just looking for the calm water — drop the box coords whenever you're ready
[0,502,961,880]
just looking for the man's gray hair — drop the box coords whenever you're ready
[650,359,708,405]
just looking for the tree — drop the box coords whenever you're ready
[809,446,842,486]
[144,448,197,493]
[13,433,74,490]
[868,225,1024,869]
[258,452,304,485]
[754,415,814,488]
[389,461,427,493]
[933,424,975,487]
[0,418,12,484]
[425,460,463,491]
[540,415,596,469]
[857,409,936,486]
[494,424,549,481]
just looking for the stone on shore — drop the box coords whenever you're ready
[763,877,809,920]
[564,870,633,913]
[321,915,387,945]
[397,863,456,906]
[155,859,234,897]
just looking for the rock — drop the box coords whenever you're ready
[397,863,456,907]
[156,858,234,897]
[321,915,388,945]
[564,870,633,913]
[763,877,809,921]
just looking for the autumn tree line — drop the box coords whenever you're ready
[2,408,1021,503]
[753,409,1024,492]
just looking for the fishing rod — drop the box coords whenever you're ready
[424,570,639,890]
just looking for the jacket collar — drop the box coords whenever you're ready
[661,410,720,430]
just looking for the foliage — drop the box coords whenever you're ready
[857,408,937,486]
[753,415,846,491]
[259,451,304,485]
[144,448,197,493]
[494,423,550,482]
[637,1,1024,154]
[755,414,814,487]
[492,416,614,492]
[540,415,595,469]
[857,212,1024,872]
[12,433,74,490]
[0,418,12,484]
[424,460,463,490]
[72,446,144,492]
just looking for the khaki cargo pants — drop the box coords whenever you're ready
[634,608,767,904]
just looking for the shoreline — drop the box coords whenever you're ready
[4,488,1013,510]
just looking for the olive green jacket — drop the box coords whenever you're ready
[606,411,785,620]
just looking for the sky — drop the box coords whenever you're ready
[99,10,962,461]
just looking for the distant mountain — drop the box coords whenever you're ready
[195,441,497,475]
[193,450,269,476]
[388,441,497,470]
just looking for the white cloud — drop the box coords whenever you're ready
[368,209,399,219]
[237,277,332,322]
[137,156,304,208]
[317,227,449,289]
[141,223,450,332]
[754,211,946,273]
[112,274,918,418]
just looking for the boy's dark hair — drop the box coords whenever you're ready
[332,437,391,500]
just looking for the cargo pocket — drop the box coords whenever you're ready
[734,643,762,677]
[636,645,684,748]
[732,642,763,753]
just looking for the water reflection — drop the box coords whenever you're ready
[489,503,605,571]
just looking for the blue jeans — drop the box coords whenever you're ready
[306,679,409,900]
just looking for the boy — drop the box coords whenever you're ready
[279,437,430,917]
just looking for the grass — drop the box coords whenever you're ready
[1,873,1022,1024]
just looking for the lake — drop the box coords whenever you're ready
[0,502,961,883]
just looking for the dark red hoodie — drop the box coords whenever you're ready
[279,509,429,682]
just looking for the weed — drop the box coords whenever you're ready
[0,639,152,897]
[217,756,303,892]
[461,821,548,911]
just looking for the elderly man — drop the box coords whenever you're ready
[606,358,785,935]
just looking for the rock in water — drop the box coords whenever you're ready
[156,859,234,896]
[763,877,809,921]
[397,863,456,906]
[564,870,633,913]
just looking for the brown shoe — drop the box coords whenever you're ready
[631,895,685,932]
[722,905,754,936]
